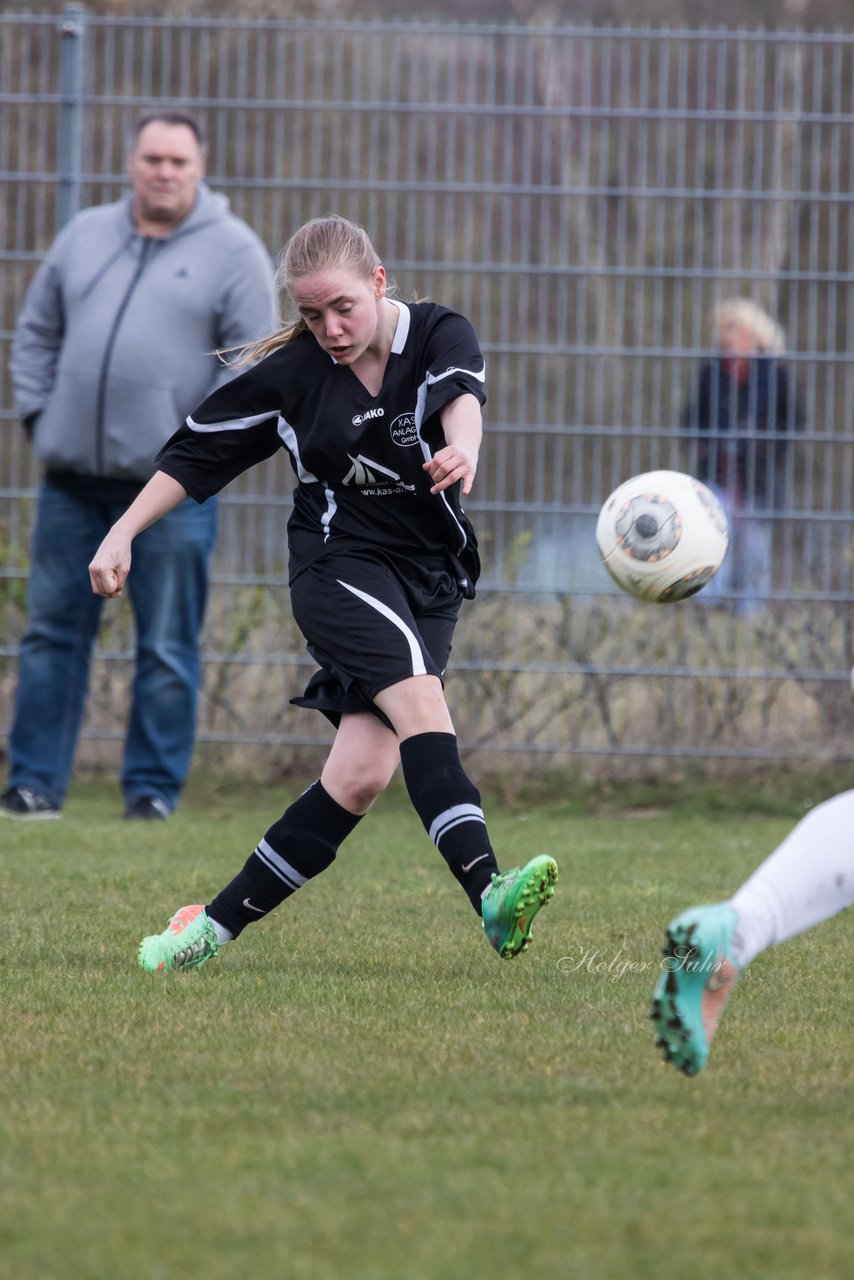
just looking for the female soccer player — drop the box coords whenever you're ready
[651,788,854,1075]
[89,215,558,972]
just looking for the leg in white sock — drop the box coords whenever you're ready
[729,789,854,968]
[653,789,854,1075]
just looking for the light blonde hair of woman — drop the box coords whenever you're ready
[713,297,786,356]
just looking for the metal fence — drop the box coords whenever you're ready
[1,9,853,775]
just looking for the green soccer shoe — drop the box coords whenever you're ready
[482,855,558,958]
[651,903,740,1076]
[138,904,219,973]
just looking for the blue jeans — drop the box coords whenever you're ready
[700,484,773,616]
[8,481,218,809]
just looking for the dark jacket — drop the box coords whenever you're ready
[682,356,803,508]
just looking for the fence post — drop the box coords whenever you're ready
[57,3,87,232]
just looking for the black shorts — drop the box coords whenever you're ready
[289,548,463,727]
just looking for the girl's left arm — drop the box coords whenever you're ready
[424,392,483,496]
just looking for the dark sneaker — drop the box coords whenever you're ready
[124,796,171,820]
[0,785,61,820]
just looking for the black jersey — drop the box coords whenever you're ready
[155,300,486,595]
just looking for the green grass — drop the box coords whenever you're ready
[1,777,852,1280]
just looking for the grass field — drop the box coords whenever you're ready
[1,774,852,1280]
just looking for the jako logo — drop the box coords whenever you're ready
[352,407,385,426]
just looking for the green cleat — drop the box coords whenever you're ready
[651,903,740,1076]
[138,904,219,973]
[481,855,558,958]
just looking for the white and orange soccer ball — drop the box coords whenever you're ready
[595,470,729,603]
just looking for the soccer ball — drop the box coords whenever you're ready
[595,470,729,603]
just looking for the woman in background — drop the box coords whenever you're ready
[682,297,803,614]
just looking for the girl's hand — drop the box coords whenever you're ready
[423,444,478,495]
[89,531,132,598]
[87,472,189,597]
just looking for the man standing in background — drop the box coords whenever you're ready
[2,108,277,820]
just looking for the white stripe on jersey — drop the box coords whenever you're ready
[429,803,486,847]
[186,409,278,433]
[388,298,411,353]
[277,416,319,482]
[321,487,337,542]
[425,363,486,386]
[278,416,337,540]
[254,837,307,889]
[413,380,469,554]
[336,579,427,676]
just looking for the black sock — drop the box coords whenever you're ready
[207,780,362,938]
[398,731,498,913]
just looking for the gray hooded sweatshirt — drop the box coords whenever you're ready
[11,184,277,484]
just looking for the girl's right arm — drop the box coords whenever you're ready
[89,471,189,598]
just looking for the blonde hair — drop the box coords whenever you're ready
[228,215,382,367]
[713,297,786,355]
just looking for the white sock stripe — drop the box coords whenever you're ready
[429,803,486,847]
[434,814,489,846]
[254,838,307,889]
[336,578,426,676]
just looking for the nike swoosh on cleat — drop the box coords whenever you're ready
[461,853,491,873]
[243,897,266,913]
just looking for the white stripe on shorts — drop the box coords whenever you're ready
[336,579,427,677]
